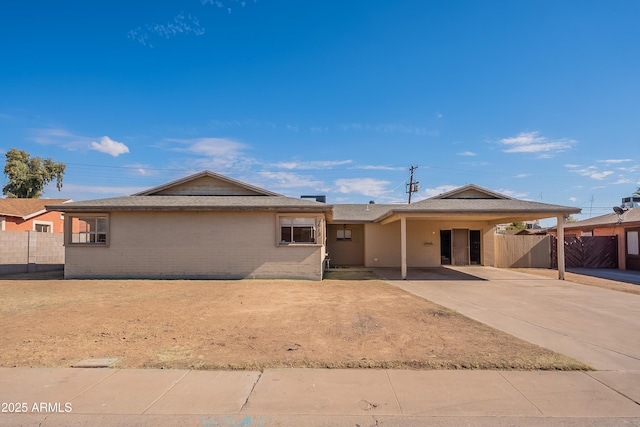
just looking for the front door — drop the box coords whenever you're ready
[452,229,469,266]
[440,230,452,265]
[470,230,481,265]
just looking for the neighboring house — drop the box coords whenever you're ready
[47,171,580,280]
[548,207,640,271]
[0,198,71,233]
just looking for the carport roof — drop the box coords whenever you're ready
[333,185,580,224]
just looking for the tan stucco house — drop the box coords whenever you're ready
[47,171,580,280]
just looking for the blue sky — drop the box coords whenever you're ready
[1,0,639,224]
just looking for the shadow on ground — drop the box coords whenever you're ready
[323,270,381,281]
[0,270,64,281]
[375,267,487,281]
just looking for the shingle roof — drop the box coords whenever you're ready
[374,199,580,222]
[330,204,398,222]
[0,198,71,219]
[560,207,640,229]
[41,170,580,221]
[46,195,332,212]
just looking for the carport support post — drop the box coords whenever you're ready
[401,216,407,279]
[557,214,565,280]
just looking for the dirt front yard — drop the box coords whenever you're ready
[0,272,588,371]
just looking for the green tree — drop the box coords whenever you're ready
[3,148,66,198]
[564,215,578,223]
[506,222,527,230]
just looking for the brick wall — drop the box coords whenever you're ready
[64,211,325,280]
[0,231,64,274]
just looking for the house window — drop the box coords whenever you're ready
[34,223,52,233]
[68,215,108,245]
[337,229,352,241]
[628,231,639,256]
[279,217,316,244]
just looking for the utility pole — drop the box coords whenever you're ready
[406,165,419,204]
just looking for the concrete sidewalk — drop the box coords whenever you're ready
[1,367,639,426]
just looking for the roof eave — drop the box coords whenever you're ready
[46,205,333,213]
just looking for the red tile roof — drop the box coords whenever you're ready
[0,198,71,219]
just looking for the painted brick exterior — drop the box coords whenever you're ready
[64,211,324,280]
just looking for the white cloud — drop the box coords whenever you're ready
[128,13,205,48]
[353,165,404,171]
[90,136,130,157]
[457,151,477,156]
[271,160,352,170]
[335,178,390,198]
[499,131,575,156]
[564,164,580,168]
[124,163,157,176]
[590,171,613,180]
[32,128,130,156]
[612,178,632,184]
[421,185,459,198]
[569,166,614,180]
[569,197,578,202]
[259,172,324,189]
[32,128,92,150]
[173,137,245,156]
[169,137,248,170]
[497,188,529,198]
[598,159,632,165]
[514,173,531,178]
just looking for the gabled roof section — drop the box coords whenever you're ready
[556,207,640,230]
[133,171,281,197]
[0,198,71,220]
[429,184,513,200]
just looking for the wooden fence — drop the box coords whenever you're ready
[494,234,551,268]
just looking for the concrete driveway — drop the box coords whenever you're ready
[376,266,640,371]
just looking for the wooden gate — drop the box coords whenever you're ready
[551,235,618,269]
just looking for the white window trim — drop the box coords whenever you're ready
[0,217,5,231]
[33,220,54,233]
[66,214,110,246]
[276,214,323,246]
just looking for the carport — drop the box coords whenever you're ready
[370,185,581,280]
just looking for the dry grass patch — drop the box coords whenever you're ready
[0,275,589,371]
